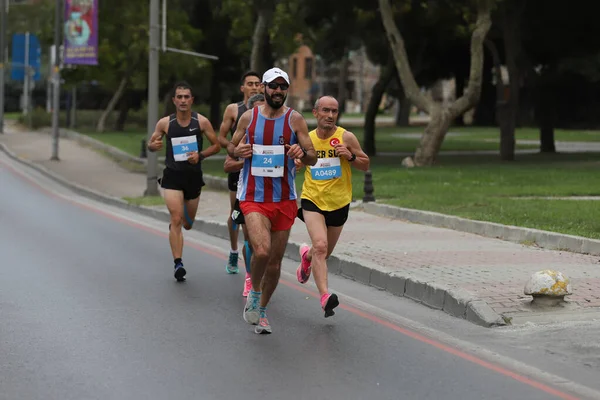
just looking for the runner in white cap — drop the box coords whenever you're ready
[227,67,317,334]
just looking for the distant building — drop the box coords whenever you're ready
[280,45,381,113]
[282,44,316,112]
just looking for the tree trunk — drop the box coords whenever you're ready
[65,89,73,128]
[250,7,272,73]
[378,0,432,115]
[540,123,555,153]
[497,2,526,161]
[262,30,275,73]
[395,87,411,127]
[210,65,222,130]
[473,49,496,126]
[162,90,173,117]
[115,93,130,132]
[453,71,466,126]
[96,76,128,132]
[336,51,350,124]
[486,38,516,161]
[537,76,556,153]
[498,101,517,160]
[413,106,453,165]
[364,57,396,156]
[518,83,535,127]
[379,0,492,166]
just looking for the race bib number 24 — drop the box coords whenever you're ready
[251,144,285,177]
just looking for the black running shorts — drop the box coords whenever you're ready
[297,199,350,227]
[159,168,205,200]
[228,171,240,192]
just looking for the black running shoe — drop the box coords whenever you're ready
[174,262,186,282]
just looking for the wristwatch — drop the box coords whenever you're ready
[348,153,357,162]
[301,147,308,158]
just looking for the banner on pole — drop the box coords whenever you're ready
[63,0,98,65]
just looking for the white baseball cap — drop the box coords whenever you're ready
[262,67,290,84]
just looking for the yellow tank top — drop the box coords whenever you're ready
[301,126,352,211]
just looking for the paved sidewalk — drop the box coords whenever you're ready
[2,125,600,327]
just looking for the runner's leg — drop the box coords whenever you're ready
[254,228,289,334]
[226,191,240,273]
[183,195,200,228]
[164,189,187,281]
[299,210,327,294]
[242,211,271,325]
[260,229,290,307]
[241,224,253,296]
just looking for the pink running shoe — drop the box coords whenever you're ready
[321,293,339,318]
[296,243,312,284]
[243,273,252,297]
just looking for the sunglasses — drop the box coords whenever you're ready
[266,82,289,90]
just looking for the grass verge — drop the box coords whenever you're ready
[80,127,600,238]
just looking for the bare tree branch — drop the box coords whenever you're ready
[448,0,493,116]
[378,0,432,114]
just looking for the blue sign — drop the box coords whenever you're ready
[10,33,41,82]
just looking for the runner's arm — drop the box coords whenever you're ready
[290,111,317,166]
[147,117,168,152]
[224,155,244,173]
[199,116,221,159]
[218,104,237,149]
[227,110,252,158]
[342,130,370,171]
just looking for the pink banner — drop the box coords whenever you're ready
[63,0,98,65]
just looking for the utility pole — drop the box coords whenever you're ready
[143,0,218,196]
[145,0,160,196]
[0,0,6,134]
[23,32,31,128]
[51,0,62,161]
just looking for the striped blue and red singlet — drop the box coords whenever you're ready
[237,106,298,203]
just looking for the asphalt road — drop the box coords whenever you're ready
[0,154,598,400]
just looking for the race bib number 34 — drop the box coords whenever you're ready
[251,144,285,177]
[171,135,199,162]
[311,157,341,180]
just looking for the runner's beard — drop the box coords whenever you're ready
[265,91,286,109]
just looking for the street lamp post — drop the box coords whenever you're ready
[0,0,7,134]
[51,0,62,161]
[145,0,160,196]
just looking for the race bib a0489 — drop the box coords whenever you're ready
[310,157,341,180]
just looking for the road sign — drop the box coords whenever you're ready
[10,32,41,81]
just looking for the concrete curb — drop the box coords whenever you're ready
[359,202,600,257]
[0,142,506,327]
